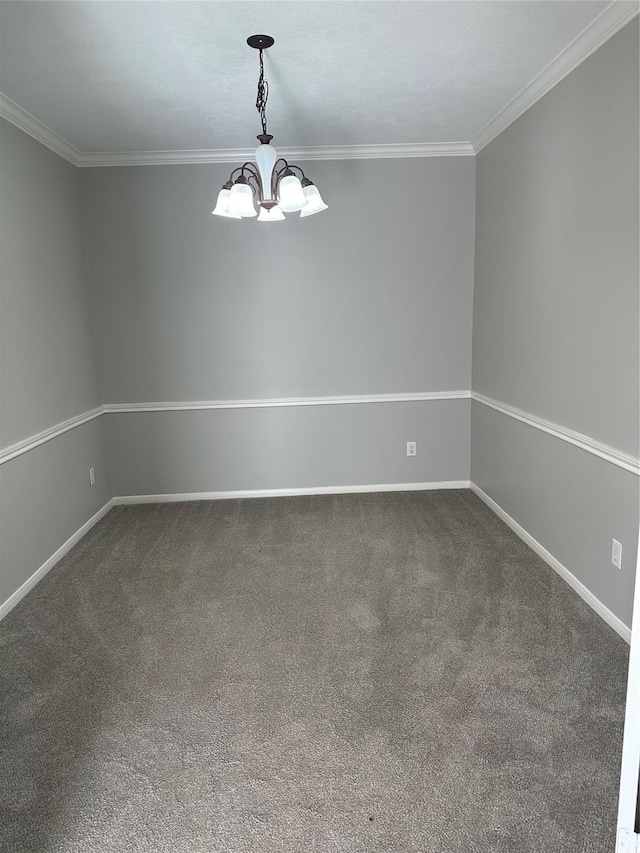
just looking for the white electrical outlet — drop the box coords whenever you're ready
[612,539,622,570]
[406,441,417,457]
[89,467,96,486]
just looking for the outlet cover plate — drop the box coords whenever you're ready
[612,539,622,570]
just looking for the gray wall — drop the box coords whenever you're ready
[106,400,470,497]
[82,158,475,401]
[0,119,112,606]
[472,21,639,627]
[81,157,476,495]
[0,120,103,446]
[3,20,637,636]
[0,419,112,603]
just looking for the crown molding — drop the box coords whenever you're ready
[76,141,474,167]
[1,1,636,166]
[0,92,81,165]
[0,99,473,165]
[471,0,639,153]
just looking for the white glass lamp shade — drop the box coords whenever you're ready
[255,144,277,203]
[277,175,308,212]
[299,184,328,217]
[257,204,285,222]
[211,188,241,218]
[228,182,257,217]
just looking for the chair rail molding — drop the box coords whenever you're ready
[103,390,471,413]
[5,392,638,477]
[0,407,104,465]
[472,392,640,476]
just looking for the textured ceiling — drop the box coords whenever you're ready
[0,1,613,152]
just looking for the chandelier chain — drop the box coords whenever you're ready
[256,48,269,135]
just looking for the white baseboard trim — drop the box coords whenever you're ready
[114,480,471,505]
[470,482,631,644]
[4,482,628,648]
[0,499,115,622]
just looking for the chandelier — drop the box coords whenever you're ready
[212,35,328,222]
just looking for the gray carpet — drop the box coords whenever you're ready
[0,490,628,852]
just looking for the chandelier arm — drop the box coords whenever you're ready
[240,162,259,177]
[246,173,262,198]
[284,163,307,180]
[244,165,264,200]
[271,160,292,195]
[229,163,256,182]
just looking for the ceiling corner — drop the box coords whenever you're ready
[471,0,639,153]
[0,92,80,165]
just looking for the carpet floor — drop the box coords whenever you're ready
[0,490,629,852]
